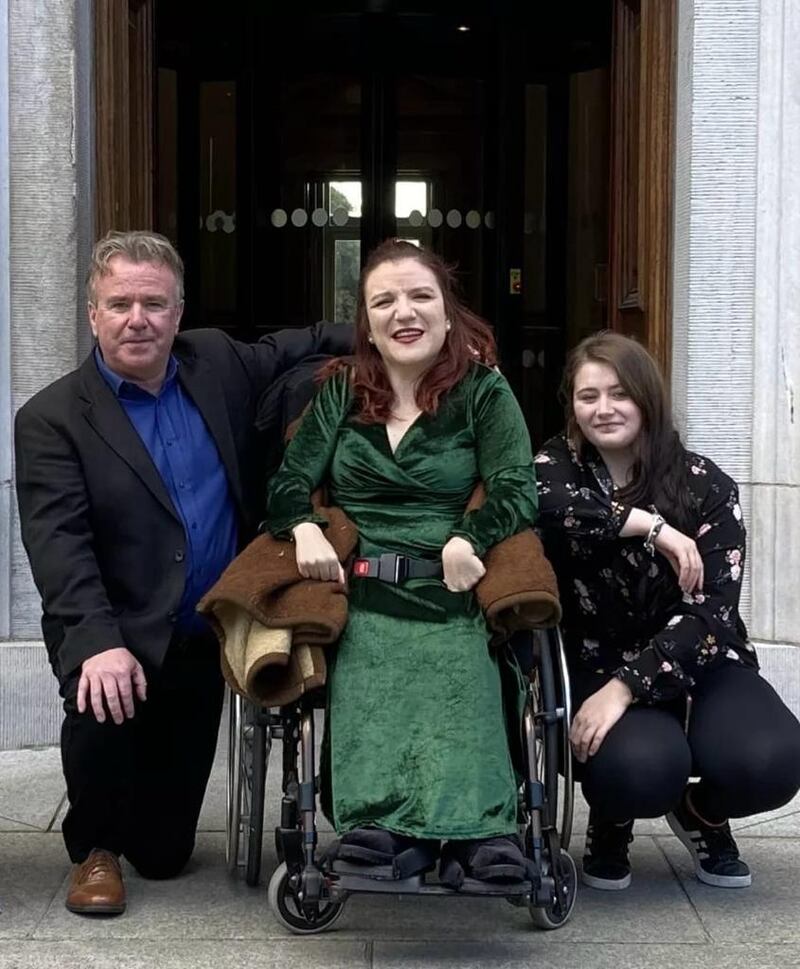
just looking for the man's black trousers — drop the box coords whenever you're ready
[60,627,224,877]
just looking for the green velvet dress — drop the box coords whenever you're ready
[264,363,538,840]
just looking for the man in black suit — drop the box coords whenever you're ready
[14,231,351,914]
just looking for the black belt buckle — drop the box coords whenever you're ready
[378,552,407,583]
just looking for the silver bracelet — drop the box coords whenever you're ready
[643,513,666,555]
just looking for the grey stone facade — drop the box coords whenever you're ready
[672,0,800,716]
[2,0,82,747]
[1,0,798,748]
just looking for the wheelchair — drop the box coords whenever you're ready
[226,626,576,933]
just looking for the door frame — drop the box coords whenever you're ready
[94,0,154,236]
[608,0,676,375]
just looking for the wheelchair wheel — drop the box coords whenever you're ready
[267,861,345,935]
[225,691,269,883]
[531,628,574,850]
[529,848,577,930]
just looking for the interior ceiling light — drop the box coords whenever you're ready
[457,25,470,32]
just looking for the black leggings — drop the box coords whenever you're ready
[572,663,800,824]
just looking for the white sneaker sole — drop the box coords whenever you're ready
[665,812,752,888]
[581,869,631,891]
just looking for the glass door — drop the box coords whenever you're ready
[155,4,613,446]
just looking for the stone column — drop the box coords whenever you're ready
[1,0,82,748]
[672,0,799,716]
[749,0,800,713]
[0,0,11,644]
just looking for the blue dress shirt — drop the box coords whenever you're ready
[94,349,238,630]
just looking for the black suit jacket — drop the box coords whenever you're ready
[14,325,351,687]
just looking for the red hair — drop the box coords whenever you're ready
[319,239,497,423]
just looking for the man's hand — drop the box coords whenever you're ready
[441,536,486,592]
[292,522,345,583]
[77,647,147,725]
[569,678,633,763]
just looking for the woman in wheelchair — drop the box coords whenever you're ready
[535,331,800,891]
[262,238,538,887]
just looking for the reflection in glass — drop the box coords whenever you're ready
[395,181,428,218]
[334,239,361,324]
[329,181,362,218]
[523,85,547,316]
[199,80,236,323]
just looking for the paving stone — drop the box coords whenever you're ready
[49,799,67,834]
[0,748,64,832]
[3,731,798,959]
[0,834,70,940]
[373,941,800,969]
[657,837,800,943]
[0,940,370,968]
[731,792,800,837]
[32,834,273,942]
[273,837,705,944]
[196,751,226,833]
[734,813,800,838]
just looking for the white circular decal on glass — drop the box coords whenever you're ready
[465,210,481,229]
[311,207,328,227]
[291,208,308,227]
[427,208,443,228]
[408,209,424,228]
[271,209,288,228]
[446,209,462,229]
[332,207,349,227]
[484,211,496,229]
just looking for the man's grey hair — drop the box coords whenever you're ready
[87,230,185,303]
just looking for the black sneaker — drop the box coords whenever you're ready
[581,813,634,890]
[666,792,751,888]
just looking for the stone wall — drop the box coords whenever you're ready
[1,0,80,747]
[672,0,800,716]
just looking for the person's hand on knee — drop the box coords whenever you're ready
[570,678,633,763]
[77,647,147,725]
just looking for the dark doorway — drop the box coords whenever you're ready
[155,3,612,445]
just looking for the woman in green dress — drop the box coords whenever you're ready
[263,239,538,884]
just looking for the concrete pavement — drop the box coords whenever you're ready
[2,729,799,969]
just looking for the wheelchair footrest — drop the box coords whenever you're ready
[331,865,426,891]
[328,867,533,897]
[330,859,406,881]
[447,877,532,897]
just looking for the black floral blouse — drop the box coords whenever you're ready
[534,433,758,703]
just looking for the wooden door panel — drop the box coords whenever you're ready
[609,0,675,373]
[95,0,154,236]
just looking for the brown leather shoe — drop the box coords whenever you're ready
[65,848,126,915]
